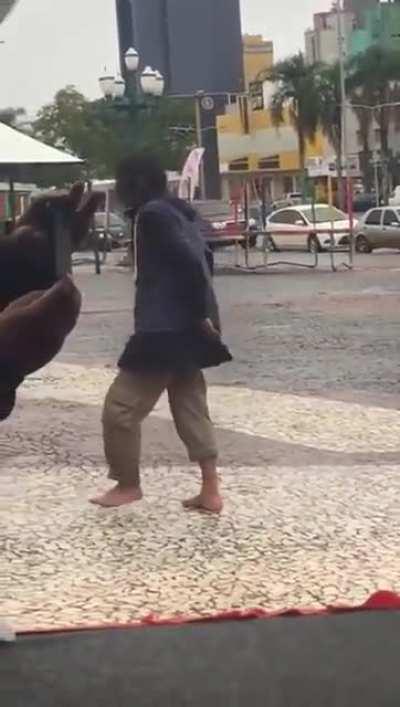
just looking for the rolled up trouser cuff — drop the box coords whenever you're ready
[107,464,141,487]
[188,448,219,463]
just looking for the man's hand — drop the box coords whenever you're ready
[199,318,220,339]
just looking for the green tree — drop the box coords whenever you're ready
[33,85,195,185]
[262,53,320,178]
[0,106,26,128]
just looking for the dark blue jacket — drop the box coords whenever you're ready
[134,197,220,334]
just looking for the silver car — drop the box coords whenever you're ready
[356,207,400,253]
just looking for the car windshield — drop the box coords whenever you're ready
[95,213,125,228]
[109,214,125,227]
[302,206,346,223]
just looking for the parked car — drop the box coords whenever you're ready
[266,204,355,253]
[194,200,258,249]
[93,212,130,251]
[355,207,400,253]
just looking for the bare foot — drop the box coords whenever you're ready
[90,485,143,508]
[183,493,223,514]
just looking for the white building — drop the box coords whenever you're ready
[305,8,355,65]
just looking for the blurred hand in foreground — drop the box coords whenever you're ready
[0,183,103,308]
[0,276,81,420]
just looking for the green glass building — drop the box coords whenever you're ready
[351,1,400,55]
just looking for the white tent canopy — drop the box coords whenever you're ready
[0,122,82,166]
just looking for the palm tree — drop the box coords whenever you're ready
[262,53,320,178]
[348,46,400,201]
[316,62,345,206]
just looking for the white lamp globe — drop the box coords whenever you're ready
[114,76,126,99]
[99,74,116,99]
[153,70,165,97]
[140,66,157,95]
[125,47,139,73]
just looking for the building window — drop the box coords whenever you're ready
[249,81,264,111]
[229,158,249,172]
[258,155,280,170]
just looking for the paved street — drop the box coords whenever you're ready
[1,249,400,630]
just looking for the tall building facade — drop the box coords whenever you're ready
[305,9,355,65]
[242,34,273,90]
[351,1,400,55]
[115,0,244,199]
[116,0,244,95]
[343,0,379,27]
[216,36,330,202]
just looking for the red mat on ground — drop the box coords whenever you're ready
[19,590,400,636]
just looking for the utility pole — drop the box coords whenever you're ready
[195,93,205,200]
[337,0,355,263]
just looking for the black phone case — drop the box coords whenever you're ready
[46,204,73,280]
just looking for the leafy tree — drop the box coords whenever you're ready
[0,106,26,128]
[32,85,195,185]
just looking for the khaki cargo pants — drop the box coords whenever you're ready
[103,369,218,486]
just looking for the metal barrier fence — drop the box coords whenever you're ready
[206,227,355,273]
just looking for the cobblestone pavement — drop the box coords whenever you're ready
[1,251,400,630]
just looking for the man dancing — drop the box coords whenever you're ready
[92,154,232,514]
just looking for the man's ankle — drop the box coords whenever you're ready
[117,481,141,491]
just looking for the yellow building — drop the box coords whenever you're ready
[242,34,273,88]
[218,35,330,202]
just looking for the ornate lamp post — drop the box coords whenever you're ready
[99,48,164,102]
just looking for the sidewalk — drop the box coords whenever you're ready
[1,359,399,630]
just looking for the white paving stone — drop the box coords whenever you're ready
[1,461,399,630]
[22,363,400,453]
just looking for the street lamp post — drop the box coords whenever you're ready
[336,0,355,264]
[98,49,165,268]
[337,1,349,185]
[99,47,164,103]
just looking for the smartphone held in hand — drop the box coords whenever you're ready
[46,202,73,280]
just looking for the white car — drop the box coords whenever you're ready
[266,204,356,253]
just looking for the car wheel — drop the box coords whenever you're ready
[355,234,372,254]
[308,234,321,254]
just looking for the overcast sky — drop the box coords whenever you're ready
[0,0,333,115]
